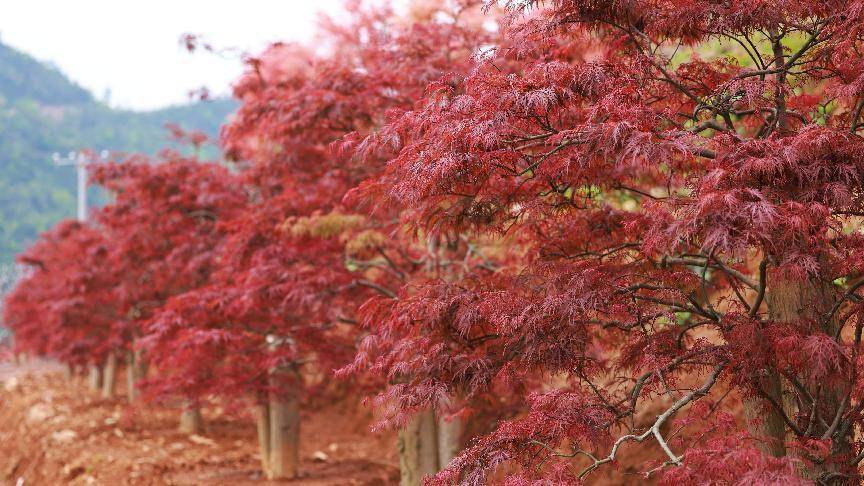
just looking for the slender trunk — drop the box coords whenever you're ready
[398,239,467,482]
[101,352,117,398]
[179,405,203,434]
[126,353,137,402]
[268,388,300,479]
[740,31,795,458]
[126,348,146,402]
[88,363,103,392]
[256,402,271,478]
[398,420,419,486]
[399,409,439,486]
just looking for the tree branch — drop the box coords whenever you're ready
[577,362,726,479]
[749,259,768,318]
[351,279,398,299]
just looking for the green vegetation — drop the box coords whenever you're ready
[0,41,236,263]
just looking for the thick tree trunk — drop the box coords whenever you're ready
[743,273,838,458]
[101,352,117,398]
[742,369,787,457]
[268,389,300,479]
[436,413,462,470]
[264,336,301,480]
[738,269,854,481]
[399,409,439,486]
[179,405,204,434]
[418,409,439,474]
[256,402,272,478]
[765,274,852,479]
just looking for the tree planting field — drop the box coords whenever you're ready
[0,366,398,485]
[5,1,864,485]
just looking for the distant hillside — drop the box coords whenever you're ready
[0,41,237,263]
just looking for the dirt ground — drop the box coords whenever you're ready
[0,362,399,486]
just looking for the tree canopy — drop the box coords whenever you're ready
[8,1,864,484]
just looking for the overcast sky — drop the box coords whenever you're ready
[0,1,346,111]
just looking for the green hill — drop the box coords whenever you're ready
[0,41,237,263]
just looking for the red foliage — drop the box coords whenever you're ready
[152,1,502,408]
[4,221,114,366]
[345,0,864,483]
[659,434,806,486]
[10,1,864,484]
[91,156,247,402]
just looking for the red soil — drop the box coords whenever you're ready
[0,363,399,485]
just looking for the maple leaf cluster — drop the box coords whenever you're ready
[8,0,864,483]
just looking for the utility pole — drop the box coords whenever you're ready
[51,150,109,388]
[52,150,109,222]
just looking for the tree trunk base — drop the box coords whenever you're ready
[256,403,272,478]
[88,364,103,392]
[268,393,300,479]
[126,349,146,402]
[399,409,440,486]
[101,352,117,398]
[179,406,204,434]
[436,412,462,470]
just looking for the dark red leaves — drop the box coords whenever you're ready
[9,1,864,483]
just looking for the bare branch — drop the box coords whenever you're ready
[577,362,726,479]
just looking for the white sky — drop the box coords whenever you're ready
[0,1,346,111]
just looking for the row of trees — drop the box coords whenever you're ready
[7,0,864,484]
[0,38,235,265]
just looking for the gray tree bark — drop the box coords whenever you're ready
[101,352,118,398]
[399,409,440,486]
[87,363,103,391]
[179,405,203,434]
[268,389,300,479]
[256,402,272,478]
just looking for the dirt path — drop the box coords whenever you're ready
[0,357,63,381]
[0,364,399,485]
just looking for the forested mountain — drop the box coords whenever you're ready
[0,41,236,263]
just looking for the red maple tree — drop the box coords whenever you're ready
[10,1,864,484]
[147,4,498,479]
[345,1,864,483]
[4,221,115,369]
[90,153,246,400]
